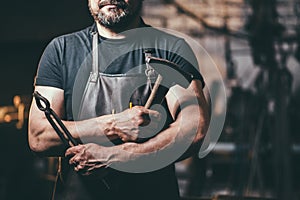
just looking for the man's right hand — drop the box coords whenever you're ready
[110,106,162,142]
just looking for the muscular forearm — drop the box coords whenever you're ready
[120,103,208,162]
[29,103,159,156]
[28,111,115,156]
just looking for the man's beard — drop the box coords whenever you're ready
[90,0,142,29]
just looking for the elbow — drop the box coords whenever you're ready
[189,113,209,154]
[28,133,44,155]
[196,117,209,142]
[28,136,53,157]
[28,125,64,157]
[179,117,208,160]
[28,125,48,156]
[195,98,210,145]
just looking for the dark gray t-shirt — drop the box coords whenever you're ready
[35,23,204,119]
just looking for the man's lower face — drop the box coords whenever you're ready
[95,0,142,28]
[97,5,129,27]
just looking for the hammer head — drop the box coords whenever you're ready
[146,57,194,89]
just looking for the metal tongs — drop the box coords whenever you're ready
[33,91,79,147]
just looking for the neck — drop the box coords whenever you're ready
[96,17,142,39]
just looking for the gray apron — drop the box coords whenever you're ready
[54,32,175,200]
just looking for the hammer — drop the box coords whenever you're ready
[144,56,194,109]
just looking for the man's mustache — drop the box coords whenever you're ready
[99,0,127,8]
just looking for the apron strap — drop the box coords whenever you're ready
[90,32,99,83]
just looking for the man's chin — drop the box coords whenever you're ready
[97,13,128,28]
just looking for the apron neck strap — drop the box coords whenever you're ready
[91,32,99,82]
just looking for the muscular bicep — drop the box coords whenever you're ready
[165,80,209,159]
[31,86,65,117]
[28,86,65,152]
[166,79,207,120]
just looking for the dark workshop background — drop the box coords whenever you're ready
[0,0,300,200]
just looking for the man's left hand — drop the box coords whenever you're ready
[65,143,136,176]
[65,144,111,176]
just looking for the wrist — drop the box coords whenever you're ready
[121,141,149,154]
[96,114,117,138]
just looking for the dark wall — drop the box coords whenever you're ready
[0,1,93,199]
[0,0,93,105]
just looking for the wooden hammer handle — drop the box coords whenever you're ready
[144,74,163,109]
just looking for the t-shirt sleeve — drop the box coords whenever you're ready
[34,38,63,89]
[169,39,205,88]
